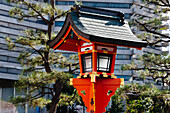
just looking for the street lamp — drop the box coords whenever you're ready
[49,5,147,113]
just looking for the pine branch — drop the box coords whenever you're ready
[28,45,47,63]
[23,1,49,24]
[30,92,46,100]
[54,9,71,20]
[20,14,40,19]
[146,73,169,86]
[135,20,170,39]
[62,90,77,104]
[53,61,79,67]
[69,67,79,74]
[23,67,44,72]
[128,67,169,72]
[165,0,170,5]
[149,0,170,7]
[148,39,170,46]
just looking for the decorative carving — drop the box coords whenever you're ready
[90,98,94,106]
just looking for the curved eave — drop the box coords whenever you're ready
[49,13,147,50]
[89,35,147,49]
[48,13,90,49]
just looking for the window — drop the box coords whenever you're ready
[2,87,14,101]
[117,46,130,50]
[69,1,75,5]
[116,55,131,60]
[83,2,107,8]
[114,64,122,70]
[116,75,131,81]
[55,21,64,27]
[55,1,132,9]
[37,20,47,25]
[124,14,132,19]
[56,1,69,5]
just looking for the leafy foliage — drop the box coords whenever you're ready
[123,0,170,86]
[109,83,170,113]
[106,89,125,113]
[132,0,170,45]
[123,53,170,86]
[125,83,170,113]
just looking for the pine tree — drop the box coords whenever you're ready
[123,0,170,87]
[5,0,80,113]
[107,83,170,113]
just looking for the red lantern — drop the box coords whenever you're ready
[78,42,117,77]
[49,5,147,113]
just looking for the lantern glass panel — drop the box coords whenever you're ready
[82,54,92,72]
[97,53,112,72]
[85,56,92,70]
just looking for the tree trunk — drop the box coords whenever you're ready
[48,23,53,40]
[44,51,52,73]
[49,81,63,113]
[162,78,165,87]
[49,98,60,113]
[48,0,55,40]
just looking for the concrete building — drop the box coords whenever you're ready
[0,0,164,112]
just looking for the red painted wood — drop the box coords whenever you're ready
[72,78,121,113]
[53,26,72,50]
[53,25,91,51]
[78,46,83,73]
[80,50,93,54]
[70,26,91,43]
[111,47,117,73]
[92,43,97,72]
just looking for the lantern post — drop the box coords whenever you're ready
[49,5,147,113]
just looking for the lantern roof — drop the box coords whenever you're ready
[49,5,147,51]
